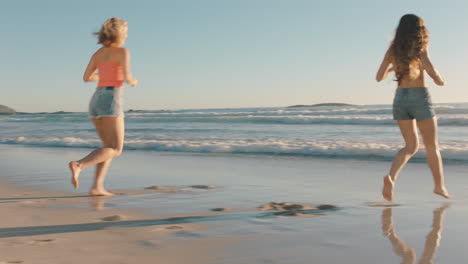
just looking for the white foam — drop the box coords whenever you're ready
[3,136,468,161]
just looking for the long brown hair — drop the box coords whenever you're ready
[391,14,429,84]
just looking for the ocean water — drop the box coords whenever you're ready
[3,105,468,264]
[2,103,468,163]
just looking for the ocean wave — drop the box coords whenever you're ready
[5,117,48,121]
[434,106,468,115]
[6,113,468,127]
[7,114,468,126]
[126,108,393,117]
[125,115,395,125]
[3,136,468,162]
[1,136,100,148]
[5,104,468,126]
[127,115,468,126]
[5,116,85,122]
[125,106,468,117]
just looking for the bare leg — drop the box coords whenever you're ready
[69,117,124,194]
[381,208,416,264]
[417,118,451,199]
[77,148,119,168]
[89,159,115,196]
[417,204,450,264]
[69,148,117,189]
[383,120,419,201]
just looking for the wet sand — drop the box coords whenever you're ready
[0,179,252,264]
[1,145,468,263]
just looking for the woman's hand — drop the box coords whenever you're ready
[87,73,99,82]
[434,78,445,86]
[127,78,138,87]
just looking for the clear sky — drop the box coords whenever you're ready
[1,0,467,112]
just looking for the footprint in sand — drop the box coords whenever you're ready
[165,226,183,230]
[137,240,162,248]
[26,239,55,245]
[100,215,126,222]
[259,202,315,211]
[151,225,183,232]
[259,202,338,217]
[210,207,228,212]
[145,186,171,190]
[190,185,217,189]
[145,186,186,194]
[317,204,338,210]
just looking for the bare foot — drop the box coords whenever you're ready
[434,186,452,199]
[68,161,81,189]
[89,188,115,196]
[382,175,394,201]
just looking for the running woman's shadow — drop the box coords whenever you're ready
[381,204,450,264]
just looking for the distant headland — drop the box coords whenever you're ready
[287,103,356,108]
[0,105,75,115]
[0,105,16,115]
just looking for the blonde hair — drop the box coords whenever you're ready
[94,17,128,46]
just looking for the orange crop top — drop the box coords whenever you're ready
[97,62,124,88]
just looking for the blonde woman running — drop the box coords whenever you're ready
[69,17,137,196]
[376,14,451,201]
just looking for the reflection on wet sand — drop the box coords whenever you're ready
[381,204,450,264]
[89,196,109,211]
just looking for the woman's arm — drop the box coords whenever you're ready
[420,49,445,86]
[121,48,138,87]
[376,47,394,82]
[83,53,99,82]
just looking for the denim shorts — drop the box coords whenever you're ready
[88,87,124,118]
[392,87,434,122]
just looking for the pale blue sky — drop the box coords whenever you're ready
[1,0,467,112]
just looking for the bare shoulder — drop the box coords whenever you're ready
[93,47,106,55]
[116,47,129,54]
[90,47,106,60]
[420,48,430,58]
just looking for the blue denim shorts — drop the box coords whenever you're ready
[392,87,434,122]
[88,87,124,118]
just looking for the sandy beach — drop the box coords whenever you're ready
[1,145,468,263]
[3,0,468,262]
